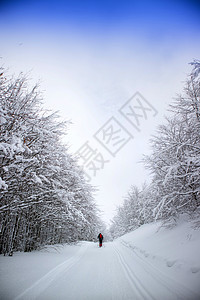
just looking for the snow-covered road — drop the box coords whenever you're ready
[9,241,198,300]
[1,219,200,300]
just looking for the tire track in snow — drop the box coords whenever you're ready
[14,243,88,300]
[113,244,156,300]
[120,240,199,300]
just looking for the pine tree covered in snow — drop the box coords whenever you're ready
[0,69,101,255]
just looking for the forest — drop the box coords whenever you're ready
[1,60,199,253]
[110,60,200,238]
[0,69,103,255]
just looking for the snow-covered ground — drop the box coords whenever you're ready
[1,216,200,300]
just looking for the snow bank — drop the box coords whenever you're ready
[118,215,200,270]
[117,214,200,293]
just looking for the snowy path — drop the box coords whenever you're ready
[10,241,199,300]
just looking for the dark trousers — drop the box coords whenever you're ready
[99,239,102,247]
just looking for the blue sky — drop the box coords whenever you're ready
[0,0,200,223]
[1,0,200,34]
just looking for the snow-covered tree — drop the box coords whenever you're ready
[0,68,101,255]
[110,184,155,238]
[110,60,200,238]
[144,60,200,220]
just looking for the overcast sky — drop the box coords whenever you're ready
[0,0,200,224]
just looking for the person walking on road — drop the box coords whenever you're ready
[98,233,103,247]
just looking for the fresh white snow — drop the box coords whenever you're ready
[1,217,200,300]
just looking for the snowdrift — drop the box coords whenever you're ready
[116,214,200,294]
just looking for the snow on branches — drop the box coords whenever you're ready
[110,60,200,238]
[0,68,100,255]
